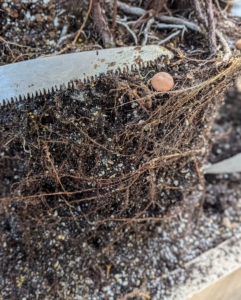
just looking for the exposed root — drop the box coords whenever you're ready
[116,19,138,45]
[141,15,155,46]
[205,0,217,54]
[1,53,241,244]
[216,29,232,64]
[116,1,201,32]
[72,0,93,45]
[91,0,115,48]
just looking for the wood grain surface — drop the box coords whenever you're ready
[189,267,241,300]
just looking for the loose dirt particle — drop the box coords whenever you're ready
[236,39,241,50]
[151,72,174,92]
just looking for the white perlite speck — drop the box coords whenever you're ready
[222,216,232,229]
[173,180,179,186]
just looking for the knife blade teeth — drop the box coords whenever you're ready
[119,66,124,73]
[118,66,126,73]
[0,56,164,108]
[68,82,73,89]
[3,99,8,106]
[36,90,41,97]
[87,77,91,83]
[130,64,135,71]
[19,95,25,101]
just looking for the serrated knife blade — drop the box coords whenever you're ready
[0,45,173,105]
[203,153,241,174]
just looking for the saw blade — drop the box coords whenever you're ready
[204,153,241,174]
[0,45,173,106]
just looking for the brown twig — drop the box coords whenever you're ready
[192,0,206,26]
[111,0,118,30]
[91,0,115,48]
[0,36,41,50]
[223,0,233,12]
[72,0,93,45]
[205,0,216,54]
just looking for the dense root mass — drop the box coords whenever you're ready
[1,52,241,298]
[1,53,241,239]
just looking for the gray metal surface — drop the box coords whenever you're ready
[0,45,173,105]
[204,153,241,174]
